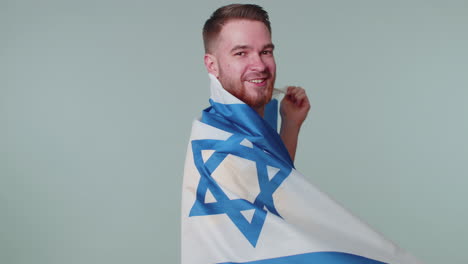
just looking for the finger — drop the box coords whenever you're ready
[296,92,307,102]
[289,86,301,92]
[302,96,311,109]
[285,88,299,102]
[293,88,305,97]
[296,91,310,108]
[288,88,307,101]
[285,86,308,106]
[290,86,306,97]
[286,86,296,95]
[285,87,298,99]
[286,85,303,91]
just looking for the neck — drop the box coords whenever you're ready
[253,106,265,117]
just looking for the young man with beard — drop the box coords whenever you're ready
[202,4,310,161]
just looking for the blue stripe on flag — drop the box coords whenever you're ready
[263,99,278,132]
[218,251,387,264]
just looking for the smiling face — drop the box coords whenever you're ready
[204,19,276,116]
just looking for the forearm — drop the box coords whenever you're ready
[279,121,301,162]
[278,85,310,162]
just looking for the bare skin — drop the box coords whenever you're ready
[279,86,311,161]
[204,19,310,161]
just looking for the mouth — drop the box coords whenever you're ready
[246,78,267,86]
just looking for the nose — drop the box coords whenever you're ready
[249,54,267,72]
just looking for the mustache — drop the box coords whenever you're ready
[243,71,271,80]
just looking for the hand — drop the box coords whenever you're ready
[280,86,311,128]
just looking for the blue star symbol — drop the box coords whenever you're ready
[189,134,292,247]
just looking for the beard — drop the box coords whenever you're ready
[218,69,275,110]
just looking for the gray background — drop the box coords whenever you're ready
[2,0,467,263]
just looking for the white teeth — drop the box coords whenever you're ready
[249,79,264,83]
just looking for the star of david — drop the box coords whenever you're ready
[189,134,292,247]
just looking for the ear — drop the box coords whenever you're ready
[204,53,219,78]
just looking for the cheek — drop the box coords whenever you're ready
[221,61,234,74]
[228,64,246,79]
[267,59,276,72]
[220,57,248,80]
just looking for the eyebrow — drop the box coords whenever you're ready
[263,43,275,50]
[230,43,275,53]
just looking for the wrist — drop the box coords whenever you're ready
[280,119,302,131]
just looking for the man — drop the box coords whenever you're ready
[202,4,310,161]
[182,4,422,264]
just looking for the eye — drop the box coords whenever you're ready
[261,50,273,55]
[234,51,246,56]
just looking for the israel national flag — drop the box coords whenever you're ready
[181,74,423,264]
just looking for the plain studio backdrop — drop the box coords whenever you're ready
[1,0,467,263]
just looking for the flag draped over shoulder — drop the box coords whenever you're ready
[181,74,422,264]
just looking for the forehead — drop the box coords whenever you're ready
[216,19,272,49]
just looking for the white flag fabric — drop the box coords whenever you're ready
[181,74,422,264]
